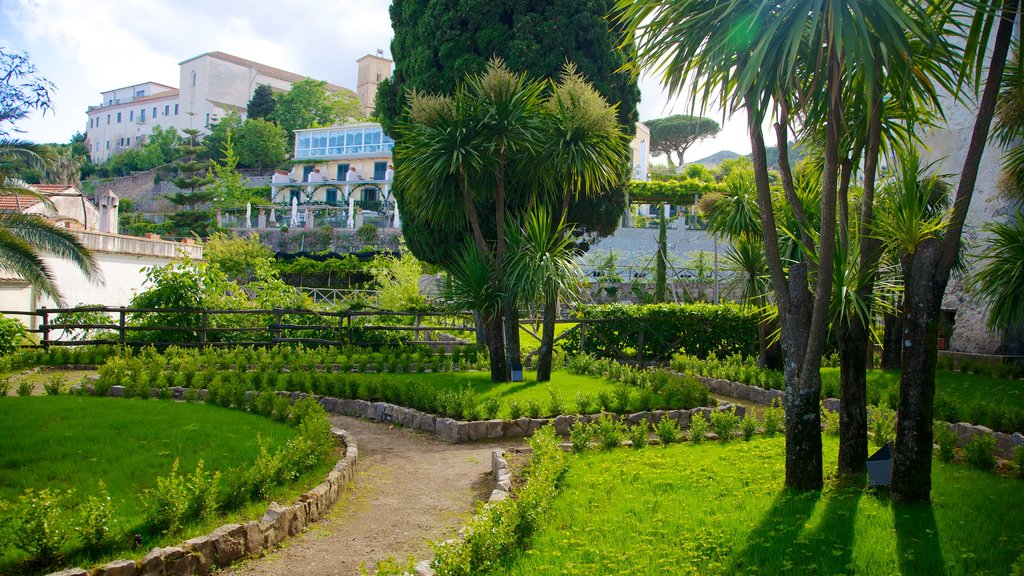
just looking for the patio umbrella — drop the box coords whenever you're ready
[245,202,251,228]
[291,196,298,226]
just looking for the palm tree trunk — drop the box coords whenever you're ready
[893,239,941,501]
[504,299,522,379]
[537,292,558,382]
[892,0,1018,503]
[881,311,902,370]
[483,311,509,382]
[837,319,869,477]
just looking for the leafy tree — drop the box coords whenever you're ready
[246,84,276,120]
[202,111,243,162]
[269,79,362,141]
[203,232,274,284]
[138,125,180,168]
[0,48,54,137]
[206,131,250,209]
[646,115,720,166]
[235,118,287,171]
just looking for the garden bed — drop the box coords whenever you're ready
[0,396,337,575]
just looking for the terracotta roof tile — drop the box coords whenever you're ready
[0,196,42,211]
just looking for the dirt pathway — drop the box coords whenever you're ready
[223,414,523,576]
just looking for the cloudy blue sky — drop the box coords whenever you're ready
[0,0,751,161]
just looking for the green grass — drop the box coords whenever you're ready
[0,396,331,573]
[491,437,1024,575]
[822,367,1024,410]
[346,369,618,417]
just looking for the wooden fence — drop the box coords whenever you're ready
[1,306,664,362]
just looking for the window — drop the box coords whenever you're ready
[191,71,197,87]
[174,104,179,115]
[152,107,157,118]
[140,109,145,122]
[129,111,134,121]
[302,165,314,181]
[164,105,169,116]
[336,163,349,180]
[205,113,210,127]
[106,114,110,125]
[363,187,378,203]
[289,189,301,204]
[118,138,124,147]
[116,112,121,123]
[136,89,145,97]
[106,140,110,150]
[126,137,131,146]
[326,188,338,204]
[373,161,387,180]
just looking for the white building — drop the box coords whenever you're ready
[84,51,356,164]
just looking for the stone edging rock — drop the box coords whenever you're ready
[47,428,358,576]
[697,374,1024,459]
[314,392,742,441]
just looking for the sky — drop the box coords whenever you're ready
[0,0,752,163]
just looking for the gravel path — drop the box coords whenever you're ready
[222,414,522,576]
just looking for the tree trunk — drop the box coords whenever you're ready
[503,300,521,379]
[892,240,942,503]
[837,319,869,478]
[483,311,508,383]
[882,311,902,370]
[537,293,557,382]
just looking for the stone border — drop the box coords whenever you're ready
[317,393,742,441]
[698,374,1024,459]
[47,426,358,576]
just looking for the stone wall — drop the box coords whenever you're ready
[48,411,358,576]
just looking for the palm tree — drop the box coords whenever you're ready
[971,213,1024,333]
[615,0,933,490]
[0,140,98,304]
[506,208,584,381]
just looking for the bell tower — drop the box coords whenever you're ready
[356,50,393,116]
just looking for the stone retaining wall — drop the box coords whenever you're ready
[313,392,741,442]
[699,374,1024,459]
[48,427,358,576]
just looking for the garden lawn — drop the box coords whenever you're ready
[822,367,1024,410]
[492,436,1024,575]
[0,396,330,573]
[346,369,617,418]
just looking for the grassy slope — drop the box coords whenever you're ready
[344,370,621,418]
[821,367,1024,409]
[493,437,1024,576]
[0,397,328,572]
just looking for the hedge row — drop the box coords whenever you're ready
[565,303,759,361]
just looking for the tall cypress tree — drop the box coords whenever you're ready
[246,84,276,120]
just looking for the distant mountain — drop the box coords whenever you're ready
[687,150,742,166]
[685,142,807,170]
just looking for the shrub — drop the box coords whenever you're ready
[79,480,113,552]
[569,420,591,453]
[507,399,523,420]
[596,390,613,412]
[0,376,10,396]
[655,416,681,445]
[710,408,740,441]
[12,488,74,561]
[480,396,501,420]
[869,404,897,447]
[526,399,543,419]
[145,459,190,534]
[636,387,654,411]
[594,413,624,450]
[964,434,997,471]
[628,419,649,449]
[612,384,631,413]
[934,422,958,463]
[741,414,758,441]
[575,392,595,415]
[185,460,221,521]
[44,373,67,395]
[821,404,840,436]
[689,412,709,444]
[16,380,31,396]
[547,388,566,416]
[762,399,785,436]
[0,316,25,356]
[566,303,758,361]
[1014,445,1024,480]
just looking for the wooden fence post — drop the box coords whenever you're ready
[579,320,587,354]
[272,308,283,344]
[40,307,49,350]
[118,307,127,347]
[200,311,208,348]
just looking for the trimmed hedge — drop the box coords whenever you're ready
[624,178,723,205]
[565,303,759,361]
